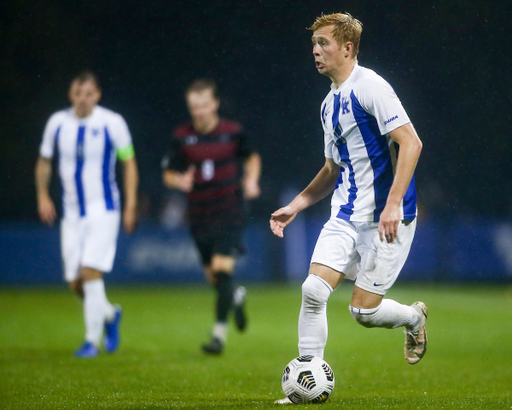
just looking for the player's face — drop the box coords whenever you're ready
[312,26,348,80]
[69,80,101,118]
[186,89,220,127]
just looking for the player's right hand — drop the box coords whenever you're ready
[180,165,196,193]
[37,195,56,226]
[270,206,297,238]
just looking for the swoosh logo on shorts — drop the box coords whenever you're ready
[373,283,384,286]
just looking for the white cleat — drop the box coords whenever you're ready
[274,397,293,404]
[404,301,428,365]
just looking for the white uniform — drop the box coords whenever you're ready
[40,106,133,281]
[311,64,417,295]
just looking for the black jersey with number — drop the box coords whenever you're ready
[162,119,254,230]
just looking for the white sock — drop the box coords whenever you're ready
[213,322,228,343]
[104,299,116,323]
[83,279,108,345]
[349,299,421,330]
[298,275,333,359]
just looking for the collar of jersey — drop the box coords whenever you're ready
[330,63,359,92]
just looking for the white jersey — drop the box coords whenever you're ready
[321,64,417,222]
[40,105,133,218]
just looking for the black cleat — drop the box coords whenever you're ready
[201,337,224,355]
[233,286,247,332]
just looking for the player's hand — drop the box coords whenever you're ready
[378,203,400,243]
[180,165,196,193]
[270,206,298,238]
[123,207,137,234]
[37,194,56,226]
[243,180,261,200]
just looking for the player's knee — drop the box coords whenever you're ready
[302,275,332,308]
[349,305,379,328]
[81,267,103,281]
[68,280,82,294]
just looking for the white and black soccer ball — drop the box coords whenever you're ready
[281,355,335,404]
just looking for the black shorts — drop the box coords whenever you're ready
[190,225,245,266]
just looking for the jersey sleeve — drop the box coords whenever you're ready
[109,114,134,160]
[356,77,410,135]
[39,113,62,159]
[161,136,186,172]
[321,102,334,159]
[237,131,256,159]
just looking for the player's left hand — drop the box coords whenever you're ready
[243,180,261,200]
[123,207,137,234]
[378,203,400,243]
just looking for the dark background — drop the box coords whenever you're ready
[1,0,511,223]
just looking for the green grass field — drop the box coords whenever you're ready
[1,283,512,409]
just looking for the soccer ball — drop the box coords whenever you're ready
[281,355,335,404]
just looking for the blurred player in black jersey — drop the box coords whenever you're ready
[162,79,261,354]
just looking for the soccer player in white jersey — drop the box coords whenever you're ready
[271,13,427,403]
[35,71,139,358]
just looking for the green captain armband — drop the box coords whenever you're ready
[117,144,135,161]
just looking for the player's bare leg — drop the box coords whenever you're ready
[69,279,84,300]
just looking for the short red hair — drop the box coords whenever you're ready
[308,13,363,58]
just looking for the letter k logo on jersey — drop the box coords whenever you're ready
[341,97,350,115]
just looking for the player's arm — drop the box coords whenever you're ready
[270,157,340,238]
[162,167,195,193]
[119,148,139,234]
[379,122,422,243]
[161,136,195,193]
[242,152,261,200]
[35,156,57,226]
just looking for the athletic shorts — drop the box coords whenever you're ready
[190,225,245,266]
[310,217,416,295]
[60,209,121,282]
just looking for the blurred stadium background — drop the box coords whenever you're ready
[2,2,512,409]
[1,0,511,285]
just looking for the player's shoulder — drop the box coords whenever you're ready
[351,65,395,101]
[353,66,392,93]
[352,65,389,89]
[173,122,195,139]
[95,105,125,122]
[43,109,72,133]
[47,108,71,123]
[216,118,243,135]
[95,106,130,133]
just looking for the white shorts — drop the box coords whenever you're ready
[60,209,121,282]
[310,217,416,295]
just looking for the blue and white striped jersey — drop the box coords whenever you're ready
[321,64,417,222]
[40,106,133,218]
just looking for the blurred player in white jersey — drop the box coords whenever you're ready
[271,13,427,402]
[35,71,139,357]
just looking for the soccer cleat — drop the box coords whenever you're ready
[274,397,293,404]
[104,305,122,353]
[233,286,247,332]
[201,337,224,355]
[404,301,428,365]
[75,341,99,358]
